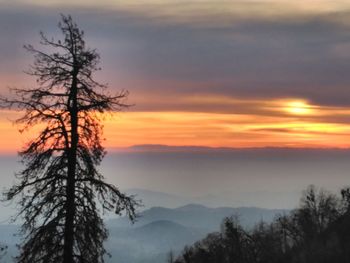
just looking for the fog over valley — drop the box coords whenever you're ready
[1,146,349,221]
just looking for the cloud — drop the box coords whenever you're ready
[1,1,350,110]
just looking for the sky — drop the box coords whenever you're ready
[2,0,350,151]
[2,1,350,218]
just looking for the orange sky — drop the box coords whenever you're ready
[2,1,350,152]
[1,98,350,153]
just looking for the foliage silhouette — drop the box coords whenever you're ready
[1,15,139,263]
[174,185,350,263]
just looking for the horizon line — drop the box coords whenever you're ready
[1,144,350,156]
[108,144,350,153]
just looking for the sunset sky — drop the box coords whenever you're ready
[2,0,350,152]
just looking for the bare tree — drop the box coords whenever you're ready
[167,250,175,263]
[1,15,138,263]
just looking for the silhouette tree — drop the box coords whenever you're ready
[174,186,350,263]
[167,250,175,263]
[1,15,138,263]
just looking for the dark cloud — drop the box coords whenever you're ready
[1,2,350,109]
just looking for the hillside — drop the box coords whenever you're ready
[108,204,287,231]
[0,204,287,263]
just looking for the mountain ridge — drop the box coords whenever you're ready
[111,144,350,153]
[1,204,290,263]
[107,203,288,231]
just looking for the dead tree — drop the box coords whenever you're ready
[1,15,138,263]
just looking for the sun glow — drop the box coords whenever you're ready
[1,97,350,153]
[285,101,313,115]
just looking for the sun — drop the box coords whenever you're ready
[285,100,312,115]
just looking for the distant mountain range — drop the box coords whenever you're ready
[109,203,287,231]
[114,144,350,153]
[107,204,287,263]
[0,204,288,263]
[125,188,298,211]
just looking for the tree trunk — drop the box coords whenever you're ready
[63,69,79,263]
